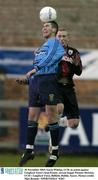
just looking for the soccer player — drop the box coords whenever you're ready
[46,29,82,153]
[16,21,65,167]
[56,29,82,129]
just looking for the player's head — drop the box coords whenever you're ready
[56,29,69,47]
[42,21,58,39]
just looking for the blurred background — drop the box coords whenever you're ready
[0,0,98,167]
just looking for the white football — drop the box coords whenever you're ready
[39,6,57,22]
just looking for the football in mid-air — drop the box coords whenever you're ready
[39,6,57,22]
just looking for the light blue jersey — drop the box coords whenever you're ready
[33,37,65,75]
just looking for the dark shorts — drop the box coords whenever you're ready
[58,83,80,119]
[29,74,59,107]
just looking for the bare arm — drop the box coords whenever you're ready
[16,68,36,85]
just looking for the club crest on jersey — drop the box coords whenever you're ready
[49,94,54,102]
[68,49,73,56]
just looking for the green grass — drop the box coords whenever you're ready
[0,153,98,167]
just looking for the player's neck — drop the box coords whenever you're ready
[45,35,56,40]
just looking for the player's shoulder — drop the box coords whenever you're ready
[47,38,63,49]
[67,45,79,53]
[48,37,61,44]
[66,45,79,56]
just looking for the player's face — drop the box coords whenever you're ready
[56,30,69,46]
[42,22,54,39]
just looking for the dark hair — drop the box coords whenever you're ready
[49,21,58,35]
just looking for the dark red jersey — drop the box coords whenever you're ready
[57,45,82,86]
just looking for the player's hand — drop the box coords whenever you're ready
[16,76,29,85]
[26,69,36,78]
[62,55,73,64]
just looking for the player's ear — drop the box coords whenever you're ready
[52,28,56,35]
